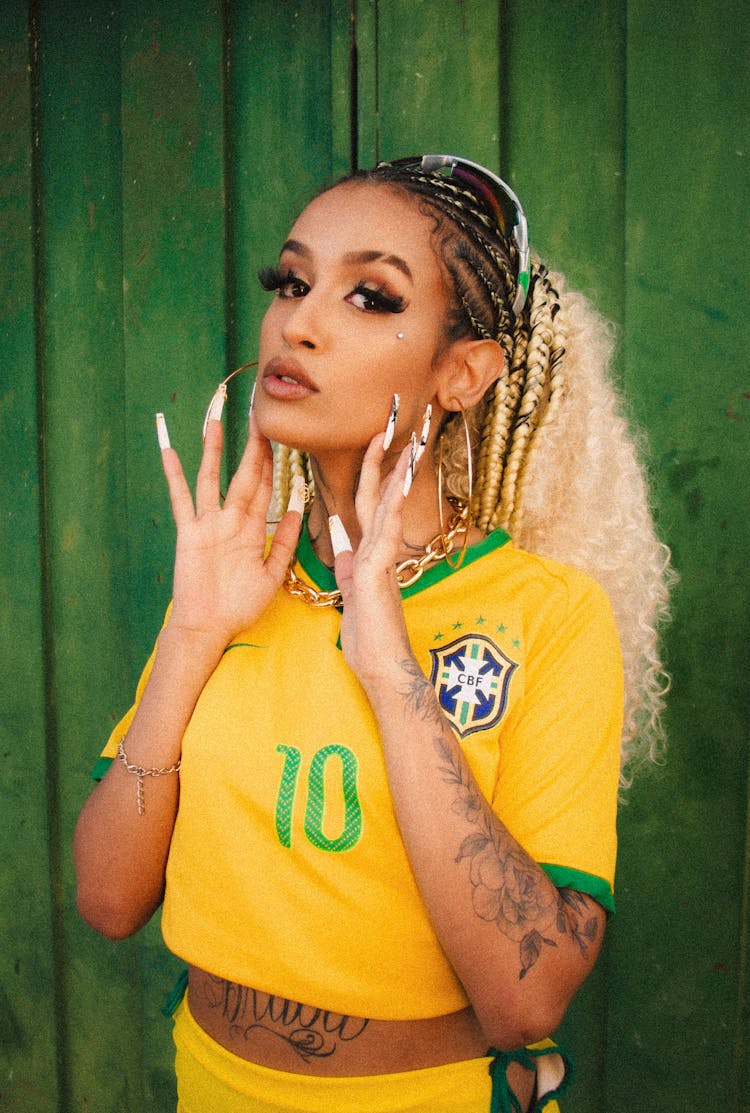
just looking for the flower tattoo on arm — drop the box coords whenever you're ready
[397,657,600,979]
[436,734,600,979]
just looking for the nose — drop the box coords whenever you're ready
[280,290,325,351]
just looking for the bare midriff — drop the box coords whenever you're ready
[187,966,535,1107]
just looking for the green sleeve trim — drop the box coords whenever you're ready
[540,863,615,914]
[91,756,113,782]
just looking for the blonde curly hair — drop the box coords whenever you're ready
[269,166,674,789]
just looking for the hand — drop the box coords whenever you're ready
[159,412,302,655]
[333,434,415,684]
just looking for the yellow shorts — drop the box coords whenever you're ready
[172,998,566,1113]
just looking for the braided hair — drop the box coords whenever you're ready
[268,160,674,789]
[270,161,566,537]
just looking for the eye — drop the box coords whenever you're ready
[258,266,309,299]
[347,283,406,314]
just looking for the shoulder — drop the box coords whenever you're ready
[476,535,615,622]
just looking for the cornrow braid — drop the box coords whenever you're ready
[269,162,566,542]
[365,166,519,354]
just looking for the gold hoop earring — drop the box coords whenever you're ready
[202,361,258,440]
[437,403,473,570]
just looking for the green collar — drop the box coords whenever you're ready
[294,519,510,600]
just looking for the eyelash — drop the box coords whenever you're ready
[257,266,406,315]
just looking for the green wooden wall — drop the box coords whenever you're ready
[1,1,747,1109]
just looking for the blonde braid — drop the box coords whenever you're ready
[269,443,314,527]
[509,278,567,535]
[495,268,564,532]
[469,266,565,534]
[269,442,290,524]
[474,373,513,528]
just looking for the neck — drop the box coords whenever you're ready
[306,450,447,568]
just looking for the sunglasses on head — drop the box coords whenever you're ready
[383,154,530,318]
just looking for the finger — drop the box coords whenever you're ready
[354,433,387,529]
[155,415,195,526]
[160,445,195,527]
[362,439,414,560]
[263,504,304,583]
[332,547,355,603]
[195,419,225,514]
[329,516,355,603]
[371,437,412,524]
[262,475,307,581]
[223,412,273,517]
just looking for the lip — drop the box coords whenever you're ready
[262,355,319,399]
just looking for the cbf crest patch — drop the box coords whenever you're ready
[429,634,517,739]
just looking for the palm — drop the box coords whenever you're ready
[161,416,302,652]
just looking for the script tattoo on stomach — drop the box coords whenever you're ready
[202,976,370,1061]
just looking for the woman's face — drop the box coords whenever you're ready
[256,182,455,457]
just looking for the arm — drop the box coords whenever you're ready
[334,436,608,1050]
[73,415,302,939]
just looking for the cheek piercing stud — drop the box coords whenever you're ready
[396,331,405,340]
[383,393,400,451]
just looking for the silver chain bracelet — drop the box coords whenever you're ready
[116,739,182,816]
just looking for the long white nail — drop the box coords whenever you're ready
[403,432,418,497]
[248,379,257,415]
[328,514,353,557]
[414,403,432,465]
[202,382,227,438]
[383,393,399,451]
[156,412,170,450]
[286,474,306,516]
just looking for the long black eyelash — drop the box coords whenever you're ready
[258,267,405,314]
[258,265,289,292]
[354,284,406,314]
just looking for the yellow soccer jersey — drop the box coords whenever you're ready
[99,527,623,1021]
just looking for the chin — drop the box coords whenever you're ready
[256,407,369,458]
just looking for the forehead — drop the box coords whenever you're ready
[285,182,438,268]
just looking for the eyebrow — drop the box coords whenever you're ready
[281,240,413,281]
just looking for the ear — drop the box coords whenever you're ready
[435,338,505,412]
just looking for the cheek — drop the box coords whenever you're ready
[257,306,278,357]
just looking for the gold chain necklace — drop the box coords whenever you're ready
[283,503,469,608]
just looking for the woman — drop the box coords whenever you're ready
[74,155,672,1112]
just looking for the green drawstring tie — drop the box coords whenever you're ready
[488,1048,538,1113]
[487,1042,575,1113]
[162,967,189,1018]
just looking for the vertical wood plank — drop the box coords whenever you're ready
[360,0,502,167]
[120,0,229,666]
[0,3,60,1109]
[29,2,150,1109]
[224,0,339,464]
[118,3,230,1106]
[610,4,750,1110]
[505,0,626,327]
